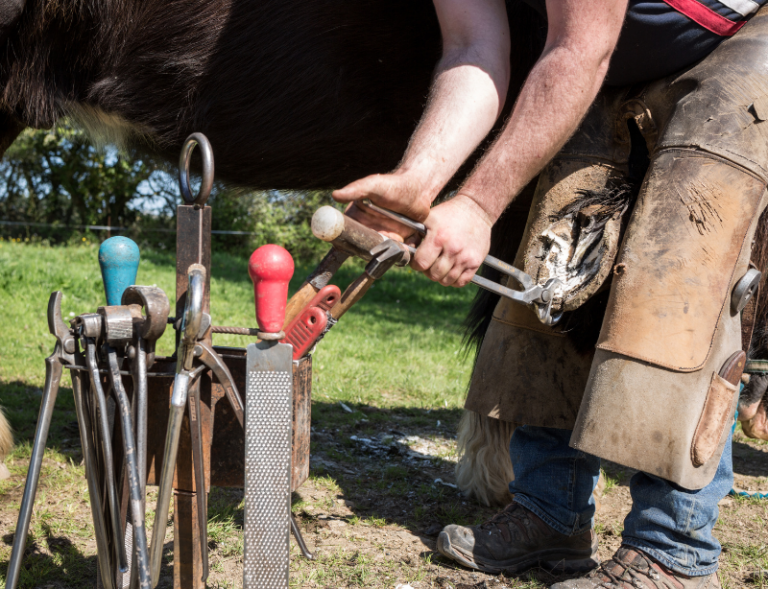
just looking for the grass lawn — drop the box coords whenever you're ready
[1,238,767,589]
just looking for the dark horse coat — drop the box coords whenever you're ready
[0,0,544,188]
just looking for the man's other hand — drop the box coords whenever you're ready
[412,195,492,287]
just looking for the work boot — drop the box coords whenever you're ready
[437,502,599,575]
[550,546,721,588]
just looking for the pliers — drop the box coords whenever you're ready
[150,264,245,587]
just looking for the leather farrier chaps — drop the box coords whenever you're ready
[466,6,768,489]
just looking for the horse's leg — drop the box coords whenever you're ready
[456,184,532,508]
[456,412,517,507]
[0,406,13,480]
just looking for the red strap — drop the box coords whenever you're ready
[662,0,748,35]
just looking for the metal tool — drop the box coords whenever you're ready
[105,345,151,589]
[122,285,170,512]
[150,264,206,587]
[83,328,128,575]
[290,515,314,560]
[355,200,563,325]
[331,238,409,321]
[193,340,244,427]
[5,293,76,589]
[187,374,208,583]
[732,267,762,314]
[98,238,146,589]
[244,245,295,589]
[70,367,117,589]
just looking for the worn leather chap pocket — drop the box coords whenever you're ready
[596,152,764,372]
[691,372,737,467]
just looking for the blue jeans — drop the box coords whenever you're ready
[509,425,733,577]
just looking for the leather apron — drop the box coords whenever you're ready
[466,7,768,489]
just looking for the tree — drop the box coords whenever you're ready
[0,122,339,261]
[0,121,162,228]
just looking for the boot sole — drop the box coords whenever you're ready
[437,531,599,576]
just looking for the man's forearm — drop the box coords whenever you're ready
[459,44,611,223]
[395,51,509,206]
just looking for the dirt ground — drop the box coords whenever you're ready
[283,406,768,589]
[1,401,767,588]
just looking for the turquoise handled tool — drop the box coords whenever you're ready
[99,236,140,306]
[98,235,140,587]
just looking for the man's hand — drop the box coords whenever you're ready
[333,172,431,222]
[333,172,429,243]
[411,195,492,287]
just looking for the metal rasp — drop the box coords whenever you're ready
[244,244,295,589]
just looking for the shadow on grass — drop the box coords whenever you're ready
[0,532,177,589]
[0,525,98,589]
[732,439,768,478]
[0,379,79,454]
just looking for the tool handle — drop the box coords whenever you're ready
[351,202,541,292]
[99,236,140,306]
[248,245,295,334]
[5,356,63,589]
[284,248,349,328]
[311,206,385,260]
[150,374,189,586]
[359,199,427,236]
[331,274,376,320]
[283,306,329,359]
[284,283,319,329]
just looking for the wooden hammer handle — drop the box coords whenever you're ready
[331,273,375,320]
[284,283,319,329]
[311,206,384,260]
[283,248,349,328]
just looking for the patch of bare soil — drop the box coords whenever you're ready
[2,408,766,589]
[284,408,768,589]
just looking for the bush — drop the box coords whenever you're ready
[0,122,343,262]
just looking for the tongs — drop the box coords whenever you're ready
[358,200,562,325]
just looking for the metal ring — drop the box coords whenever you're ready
[731,267,762,314]
[179,132,214,206]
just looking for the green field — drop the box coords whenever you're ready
[1,239,767,589]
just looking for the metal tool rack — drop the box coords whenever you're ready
[141,135,313,589]
[7,128,560,589]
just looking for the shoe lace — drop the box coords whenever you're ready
[479,504,527,531]
[595,553,678,589]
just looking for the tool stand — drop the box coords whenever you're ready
[11,129,422,589]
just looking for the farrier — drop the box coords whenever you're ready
[335,0,768,587]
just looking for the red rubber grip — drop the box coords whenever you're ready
[282,285,340,359]
[248,245,295,334]
[283,306,328,359]
[302,284,341,314]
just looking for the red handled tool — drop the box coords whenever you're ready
[245,245,295,588]
[282,285,340,359]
